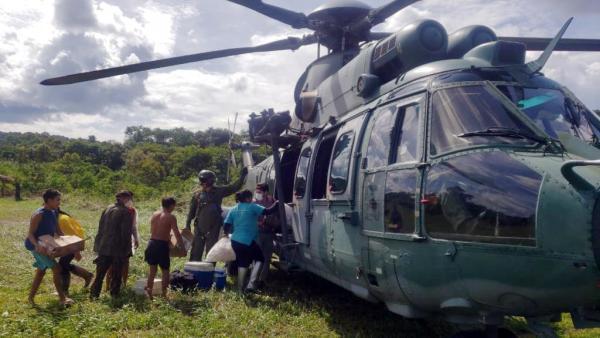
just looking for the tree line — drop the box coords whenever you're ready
[0,127,267,200]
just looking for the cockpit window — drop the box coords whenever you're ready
[430,85,539,155]
[497,86,599,143]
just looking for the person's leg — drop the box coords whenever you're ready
[146,265,157,300]
[58,255,74,296]
[122,259,129,287]
[246,241,265,292]
[105,266,112,292]
[51,264,70,304]
[258,233,274,283]
[28,268,46,305]
[190,227,206,261]
[90,256,111,299]
[232,241,251,292]
[204,224,221,258]
[109,257,124,297]
[160,268,170,298]
[71,265,94,288]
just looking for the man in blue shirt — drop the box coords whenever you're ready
[25,189,72,306]
[224,190,278,292]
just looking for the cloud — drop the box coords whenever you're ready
[0,0,599,141]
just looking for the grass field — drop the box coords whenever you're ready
[1,196,599,337]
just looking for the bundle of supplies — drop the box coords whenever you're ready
[38,235,85,258]
[204,237,236,262]
[169,228,193,257]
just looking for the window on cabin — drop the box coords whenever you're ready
[390,104,421,164]
[365,106,396,169]
[329,131,355,194]
[384,170,417,233]
[312,132,338,199]
[294,147,311,198]
[430,85,539,155]
[423,151,540,246]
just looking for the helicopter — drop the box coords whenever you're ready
[41,1,600,337]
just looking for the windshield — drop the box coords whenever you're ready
[430,85,540,155]
[497,86,596,142]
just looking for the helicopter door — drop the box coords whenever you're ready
[328,114,367,287]
[310,129,339,272]
[361,95,426,307]
[291,141,315,245]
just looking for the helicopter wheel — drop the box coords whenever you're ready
[450,327,517,338]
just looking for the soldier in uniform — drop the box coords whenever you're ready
[185,167,248,261]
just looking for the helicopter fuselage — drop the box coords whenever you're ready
[245,50,600,329]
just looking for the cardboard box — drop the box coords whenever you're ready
[38,235,85,258]
[169,229,193,257]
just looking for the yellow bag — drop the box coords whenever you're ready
[58,214,84,238]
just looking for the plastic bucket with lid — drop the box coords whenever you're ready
[214,267,226,291]
[184,261,214,290]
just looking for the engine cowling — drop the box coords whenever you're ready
[447,25,497,58]
[371,19,448,82]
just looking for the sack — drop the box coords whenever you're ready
[205,237,236,262]
[169,270,197,292]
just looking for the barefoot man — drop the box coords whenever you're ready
[144,197,183,299]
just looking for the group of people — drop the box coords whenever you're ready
[25,166,282,305]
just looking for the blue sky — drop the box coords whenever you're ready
[0,0,599,141]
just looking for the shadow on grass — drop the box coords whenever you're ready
[243,268,456,338]
[168,292,211,316]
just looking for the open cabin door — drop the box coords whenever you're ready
[291,139,316,244]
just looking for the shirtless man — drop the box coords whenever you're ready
[144,197,183,299]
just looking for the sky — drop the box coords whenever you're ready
[0,0,599,142]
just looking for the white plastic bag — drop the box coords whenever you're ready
[205,237,236,262]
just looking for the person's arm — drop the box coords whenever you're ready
[220,167,248,197]
[223,208,234,236]
[185,194,198,230]
[120,210,134,254]
[132,209,140,249]
[94,209,106,253]
[171,216,184,248]
[27,213,42,252]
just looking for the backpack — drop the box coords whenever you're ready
[169,270,197,292]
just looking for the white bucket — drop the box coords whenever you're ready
[133,278,162,296]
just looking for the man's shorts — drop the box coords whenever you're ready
[144,239,170,270]
[30,250,56,270]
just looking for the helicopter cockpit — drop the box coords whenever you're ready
[498,85,598,143]
[429,71,600,157]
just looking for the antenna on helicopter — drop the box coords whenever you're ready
[526,17,573,74]
[226,112,239,182]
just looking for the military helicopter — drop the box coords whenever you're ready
[41,1,600,336]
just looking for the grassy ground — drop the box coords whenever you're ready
[0,196,599,337]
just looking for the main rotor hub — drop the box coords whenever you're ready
[308,0,371,27]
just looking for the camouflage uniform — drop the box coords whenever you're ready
[185,171,247,261]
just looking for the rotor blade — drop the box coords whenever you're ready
[227,0,308,29]
[349,0,421,34]
[41,35,316,85]
[499,37,600,51]
[368,31,393,41]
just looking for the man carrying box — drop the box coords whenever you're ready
[90,190,134,299]
[25,189,73,306]
[144,197,183,299]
